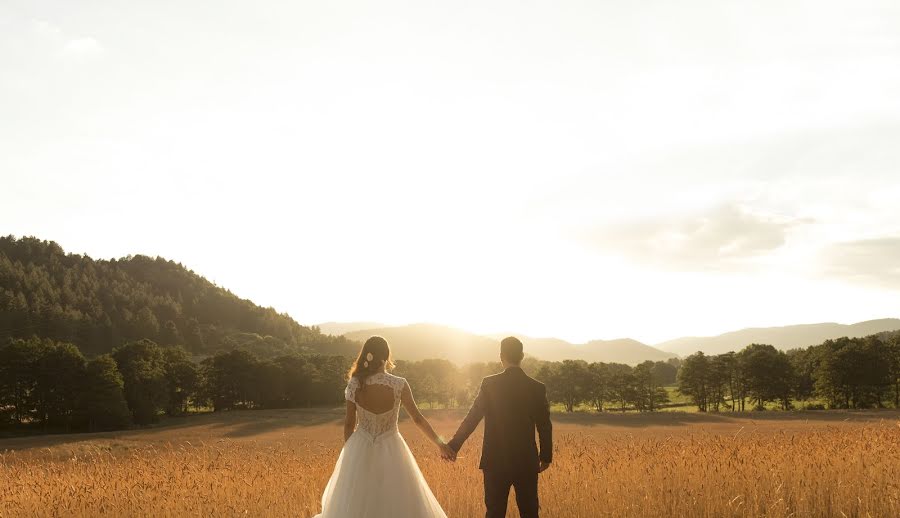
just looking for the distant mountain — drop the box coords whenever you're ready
[342,323,676,365]
[317,321,386,336]
[577,338,677,364]
[0,236,359,358]
[496,334,675,364]
[343,324,498,364]
[656,318,900,356]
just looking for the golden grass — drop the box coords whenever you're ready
[1,410,898,517]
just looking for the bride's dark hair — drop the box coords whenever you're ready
[347,336,395,395]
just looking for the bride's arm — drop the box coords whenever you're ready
[343,401,357,442]
[401,382,455,457]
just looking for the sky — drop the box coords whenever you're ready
[2,0,900,344]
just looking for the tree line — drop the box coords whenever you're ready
[2,332,899,436]
[0,337,351,433]
[520,334,899,413]
[676,335,900,411]
[537,359,678,412]
[0,334,678,434]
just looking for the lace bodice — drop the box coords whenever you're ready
[345,372,407,439]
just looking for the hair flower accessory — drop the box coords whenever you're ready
[363,361,368,367]
[366,353,374,361]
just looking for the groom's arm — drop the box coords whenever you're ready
[535,384,552,465]
[447,380,487,453]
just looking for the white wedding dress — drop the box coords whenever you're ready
[314,372,448,518]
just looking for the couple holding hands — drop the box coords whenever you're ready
[314,336,552,518]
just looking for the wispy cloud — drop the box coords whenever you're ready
[587,204,811,271]
[822,237,900,289]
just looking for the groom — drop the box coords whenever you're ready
[445,337,553,518]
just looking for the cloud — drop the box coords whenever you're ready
[27,19,104,59]
[60,37,104,58]
[822,237,900,289]
[588,204,809,271]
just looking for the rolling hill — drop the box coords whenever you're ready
[341,324,677,365]
[317,321,386,337]
[0,236,358,358]
[655,318,900,356]
[343,324,499,364]
[576,338,678,364]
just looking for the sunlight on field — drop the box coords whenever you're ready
[1,410,899,517]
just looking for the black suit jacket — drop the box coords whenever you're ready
[448,366,552,474]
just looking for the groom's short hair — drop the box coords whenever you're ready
[500,336,524,364]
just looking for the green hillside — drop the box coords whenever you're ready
[0,236,358,358]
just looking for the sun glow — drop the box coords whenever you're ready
[3,0,900,344]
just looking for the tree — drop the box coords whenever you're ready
[666,357,683,371]
[706,355,731,411]
[132,307,160,341]
[419,374,439,409]
[770,351,796,411]
[889,335,900,408]
[394,359,465,408]
[632,361,669,411]
[712,352,744,411]
[787,347,818,403]
[160,320,182,347]
[74,355,132,431]
[417,359,459,408]
[253,360,286,409]
[184,317,205,352]
[607,363,637,412]
[652,361,678,386]
[539,360,591,412]
[112,339,169,424]
[678,352,712,411]
[306,355,351,406]
[33,341,85,429]
[815,337,891,409]
[275,355,315,407]
[0,337,42,423]
[162,346,199,415]
[201,349,259,411]
[740,344,795,410]
[586,362,609,412]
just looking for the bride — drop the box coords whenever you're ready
[314,336,453,517]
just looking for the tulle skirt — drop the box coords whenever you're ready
[313,428,448,518]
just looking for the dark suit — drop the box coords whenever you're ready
[448,366,552,518]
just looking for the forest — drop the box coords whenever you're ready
[2,236,899,435]
[0,236,358,358]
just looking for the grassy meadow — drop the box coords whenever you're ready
[1,409,899,517]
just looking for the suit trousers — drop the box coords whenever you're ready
[483,469,539,518]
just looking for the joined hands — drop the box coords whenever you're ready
[438,442,457,462]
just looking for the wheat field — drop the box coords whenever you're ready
[1,410,899,518]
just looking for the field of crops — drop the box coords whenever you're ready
[2,409,899,517]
